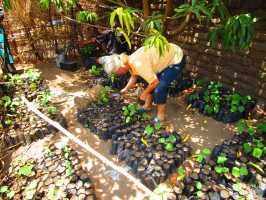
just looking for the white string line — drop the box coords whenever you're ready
[21,96,161,200]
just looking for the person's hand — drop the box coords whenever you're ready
[140,91,148,101]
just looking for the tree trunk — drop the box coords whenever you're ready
[143,0,151,18]
[165,0,174,17]
[164,0,174,32]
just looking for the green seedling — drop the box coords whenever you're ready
[176,166,185,180]
[0,96,19,113]
[188,93,199,102]
[79,44,96,56]
[88,65,103,77]
[4,119,13,127]
[23,69,41,83]
[252,148,263,159]
[17,164,34,177]
[215,166,229,174]
[0,96,12,108]
[0,186,15,199]
[196,148,211,163]
[5,73,23,85]
[243,143,252,154]
[165,143,174,152]
[122,103,139,123]
[144,125,154,136]
[195,181,202,190]
[43,146,53,157]
[47,186,65,200]
[109,73,119,84]
[65,160,73,177]
[63,146,71,159]
[63,146,73,177]
[47,106,57,115]
[38,90,52,106]
[195,181,203,198]
[217,154,227,164]
[24,180,38,199]
[243,138,265,159]
[257,122,266,133]
[97,86,112,105]
[122,103,148,124]
[202,82,223,114]
[0,186,8,193]
[154,122,161,130]
[232,182,243,193]
[214,153,230,175]
[158,134,177,152]
[236,120,256,136]
[232,166,248,177]
[30,82,38,91]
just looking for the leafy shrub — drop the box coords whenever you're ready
[110,7,137,35]
[144,30,169,56]
[209,14,257,50]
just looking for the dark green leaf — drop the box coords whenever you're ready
[243,143,252,154]
[257,122,266,133]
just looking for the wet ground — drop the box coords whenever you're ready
[14,62,234,200]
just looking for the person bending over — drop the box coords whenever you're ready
[98,43,185,122]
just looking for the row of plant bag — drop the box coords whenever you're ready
[187,81,256,123]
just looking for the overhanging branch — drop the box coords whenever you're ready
[166,13,192,36]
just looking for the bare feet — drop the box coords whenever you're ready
[157,104,166,121]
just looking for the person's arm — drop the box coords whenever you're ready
[121,74,138,93]
[140,79,160,101]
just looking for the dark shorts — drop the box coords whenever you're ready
[153,57,185,104]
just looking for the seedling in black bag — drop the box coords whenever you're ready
[158,134,177,152]
[215,153,229,175]
[88,65,103,77]
[195,148,211,163]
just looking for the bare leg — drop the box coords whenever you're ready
[157,104,166,121]
[143,93,153,110]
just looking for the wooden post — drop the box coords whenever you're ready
[143,0,151,18]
